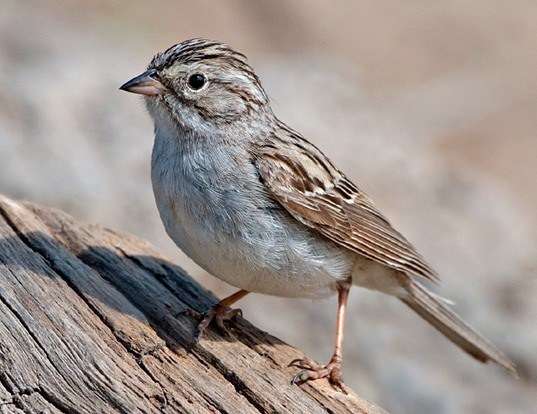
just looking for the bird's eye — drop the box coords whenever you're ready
[187,73,207,90]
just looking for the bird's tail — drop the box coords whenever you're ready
[400,282,517,375]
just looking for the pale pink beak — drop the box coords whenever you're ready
[119,69,164,96]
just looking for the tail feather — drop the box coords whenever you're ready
[401,282,517,375]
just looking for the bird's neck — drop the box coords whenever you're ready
[151,115,254,177]
[151,107,276,154]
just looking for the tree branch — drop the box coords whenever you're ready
[0,194,387,414]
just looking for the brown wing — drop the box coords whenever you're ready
[254,138,439,283]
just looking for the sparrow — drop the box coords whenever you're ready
[120,38,516,392]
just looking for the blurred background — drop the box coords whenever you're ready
[1,1,536,412]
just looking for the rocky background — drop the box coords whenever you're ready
[1,1,536,413]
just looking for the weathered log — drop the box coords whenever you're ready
[0,194,386,414]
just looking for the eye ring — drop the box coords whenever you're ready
[187,73,207,91]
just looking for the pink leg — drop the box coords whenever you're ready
[289,283,350,393]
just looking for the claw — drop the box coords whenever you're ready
[332,380,349,395]
[287,358,303,368]
[193,303,242,341]
[291,370,311,385]
[287,357,319,370]
[178,307,203,320]
[328,366,349,394]
[289,355,348,393]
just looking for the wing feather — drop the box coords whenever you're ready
[255,138,439,283]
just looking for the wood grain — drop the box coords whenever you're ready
[0,194,386,414]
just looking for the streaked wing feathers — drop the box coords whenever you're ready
[255,140,439,283]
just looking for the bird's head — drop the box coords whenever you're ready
[120,38,271,135]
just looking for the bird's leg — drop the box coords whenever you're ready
[194,289,249,340]
[289,283,350,393]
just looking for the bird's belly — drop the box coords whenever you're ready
[156,196,353,298]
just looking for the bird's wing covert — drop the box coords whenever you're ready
[254,139,439,283]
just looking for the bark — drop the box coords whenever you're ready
[0,194,387,414]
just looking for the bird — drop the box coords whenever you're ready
[119,38,516,392]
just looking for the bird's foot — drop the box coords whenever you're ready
[289,355,348,394]
[191,303,243,341]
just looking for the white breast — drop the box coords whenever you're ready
[151,131,354,298]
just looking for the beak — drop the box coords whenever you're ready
[119,69,164,96]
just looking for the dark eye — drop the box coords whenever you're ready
[187,73,207,90]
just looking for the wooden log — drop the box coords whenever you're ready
[0,194,387,414]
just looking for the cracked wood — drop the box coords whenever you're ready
[0,194,387,414]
